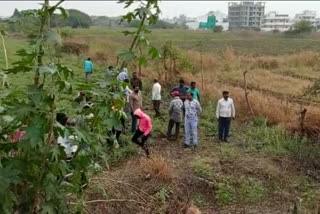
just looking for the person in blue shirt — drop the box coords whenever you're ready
[84,58,93,83]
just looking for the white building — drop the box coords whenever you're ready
[261,11,292,32]
[294,10,318,27]
[185,11,228,31]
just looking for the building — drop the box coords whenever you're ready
[293,10,320,28]
[199,15,216,30]
[261,11,292,32]
[228,1,266,30]
[185,11,228,31]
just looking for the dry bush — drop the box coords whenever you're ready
[287,51,319,68]
[94,51,108,62]
[61,41,89,56]
[138,155,172,183]
[186,205,201,214]
[254,57,279,70]
[221,47,240,72]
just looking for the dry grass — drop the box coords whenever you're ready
[137,155,172,183]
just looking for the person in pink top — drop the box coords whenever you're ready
[131,108,152,157]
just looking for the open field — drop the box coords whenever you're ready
[4,28,318,132]
[1,28,320,213]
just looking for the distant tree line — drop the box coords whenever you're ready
[2,8,187,31]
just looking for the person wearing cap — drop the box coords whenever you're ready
[167,90,183,140]
[216,91,236,142]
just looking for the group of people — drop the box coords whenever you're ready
[84,59,236,157]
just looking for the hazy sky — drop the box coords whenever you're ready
[1,1,320,18]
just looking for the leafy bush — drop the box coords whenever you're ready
[238,178,265,203]
[213,25,223,33]
[285,20,314,36]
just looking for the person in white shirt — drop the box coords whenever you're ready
[216,91,236,142]
[152,79,162,117]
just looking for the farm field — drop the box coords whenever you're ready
[1,27,320,213]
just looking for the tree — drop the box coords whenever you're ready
[286,20,314,35]
[51,9,92,28]
[293,20,313,33]
[213,25,223,33]
[12,8,21,18]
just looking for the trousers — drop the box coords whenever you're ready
[131,129,150,156]
[218,117,231,140]
[152,100,161,116]
[185,117,198,145]
[85,72,92,83]
[131,112,137,133]
[167,119,180,139]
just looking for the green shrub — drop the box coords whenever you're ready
[216,182,236,205]
[238,178,265,204]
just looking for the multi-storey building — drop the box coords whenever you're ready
[293,10,320,29]
[261,11,292,32]
[228,1,266,30]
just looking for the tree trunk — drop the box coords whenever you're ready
[299,107,307,138]
[243,70,254,117]
[0,30,8,69]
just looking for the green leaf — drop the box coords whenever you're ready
[138,56,148,67]
[2,115,14,123]
[57,7,68,19]
[0,166,20,190]
[117,51,135,62]
[122,30,136,36]
[45,29,62,46]
[40,203,56,214]
[22,125,44,148]
[148,46,160,59]
[0,106,5,114]
[39,64,58,75]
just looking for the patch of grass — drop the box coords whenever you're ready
[219,145,238,159]
[293,176,319,209]
[108,142,137,164]
[193,194,206,209]
[192,159,213,179]
[155,187,172,203]
[216,182,237,205]
[238,178,265,204]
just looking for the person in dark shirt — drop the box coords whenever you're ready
[130,72,143,91]
[170,79,189,101]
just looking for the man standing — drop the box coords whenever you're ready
[84,58,93,83]
[131,108,152,157]
[117,68,129,82]
[129,86,142,133]
[170,79,189,101]
[152,79,162,117]
[167,91,183,141]
[184,92,202,148]
[124,79,132,132]
[131,72,143,91]
[188,82,200,102]
[216,91,236,142]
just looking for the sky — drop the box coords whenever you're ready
[1,1,320,19]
